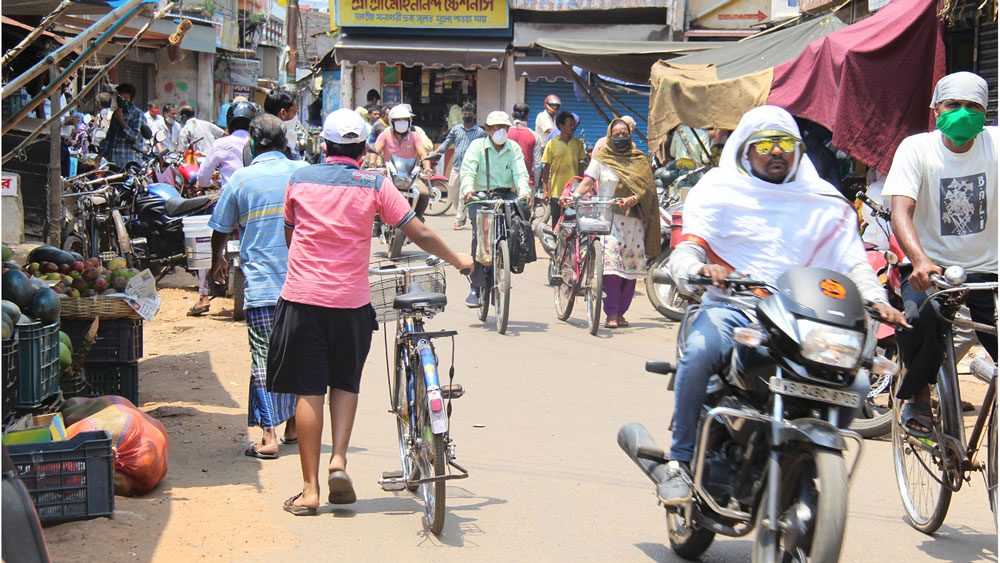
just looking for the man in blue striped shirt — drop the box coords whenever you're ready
[436,102,485,229]
[208,114,309,459]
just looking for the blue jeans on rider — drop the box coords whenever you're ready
[669,303,871,463]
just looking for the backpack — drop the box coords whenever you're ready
[505,203,536,274]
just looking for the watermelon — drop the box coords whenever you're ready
[2,300,21,324]
[28,287,61,325]
[2,269,34,311]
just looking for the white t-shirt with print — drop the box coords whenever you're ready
[882,127,998,273]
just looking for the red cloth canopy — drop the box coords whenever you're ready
[767,0,945,173]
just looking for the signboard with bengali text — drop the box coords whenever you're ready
[334,0,509,28]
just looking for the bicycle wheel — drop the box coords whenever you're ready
[553,236,576,321]
[412,356,447,534]
[988,398,997,531]
[394,346,419,492]
[494,241,511,334]
[477,273,490,322]
[424,178,452,216]
[891,372,953,534]
[585,239,604,336]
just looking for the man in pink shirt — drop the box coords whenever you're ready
[267,108,472,516]
[368,104,432,220]
[507,103,536,189]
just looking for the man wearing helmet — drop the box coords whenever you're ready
[197,100,257,188]
[369,104,432,219]
[534,95,561,186]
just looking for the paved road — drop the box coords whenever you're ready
[234,212,996,562]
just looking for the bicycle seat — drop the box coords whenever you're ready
[393,291,447,311]
[165,194,214,217]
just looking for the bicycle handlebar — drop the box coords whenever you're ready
[369,255,446,276]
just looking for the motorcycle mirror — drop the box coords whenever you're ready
[884,251,899,265]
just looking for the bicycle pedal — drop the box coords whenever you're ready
[381,470,404,479]
[441,384,465,399]
[380,481,407,492]
[379,471,407,491]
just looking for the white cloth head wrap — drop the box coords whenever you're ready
[681,105,865,285]
[930,71,989,108]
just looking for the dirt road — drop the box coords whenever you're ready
[40,213,996,562]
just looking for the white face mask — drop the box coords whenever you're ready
[393,120,409,134]
[491,128,507,145]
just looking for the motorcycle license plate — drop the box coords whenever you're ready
[768,377,860,408]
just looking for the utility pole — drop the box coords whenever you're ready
[285,0,298,85]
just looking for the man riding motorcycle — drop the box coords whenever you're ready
[369,104,432,220]
[660,105,905,504]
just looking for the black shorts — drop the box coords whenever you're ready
[266,298,378,395]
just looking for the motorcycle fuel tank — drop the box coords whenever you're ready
[147,182,182,202]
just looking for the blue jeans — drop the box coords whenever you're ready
[669,305,752,462]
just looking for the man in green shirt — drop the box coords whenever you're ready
[460,110,531,306]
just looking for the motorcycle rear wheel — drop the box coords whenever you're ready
[751,448,847,563]
[665,509,715,560]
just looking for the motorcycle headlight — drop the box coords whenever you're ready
[796,318,864,369]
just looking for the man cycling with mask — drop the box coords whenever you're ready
[657,105,905,505]
[369,105,431,220]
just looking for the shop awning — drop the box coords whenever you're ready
[664,13,847,80]
[532,38,725,84]
[333,36,509,69]
[768,0,945,173]
[513,56,574,82]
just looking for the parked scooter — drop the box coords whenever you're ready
[620,268,896,562]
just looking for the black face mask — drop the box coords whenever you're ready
[463,115,475,125]
[611,136,631,151]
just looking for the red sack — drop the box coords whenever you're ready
[62,396,169,496]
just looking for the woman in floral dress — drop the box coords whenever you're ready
[567,118,659,327]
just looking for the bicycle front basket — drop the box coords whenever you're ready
[576,200,614,235]
[369,256,447,323]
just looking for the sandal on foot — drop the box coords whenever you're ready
[279,436,298,445]
[245,444,278,459]
[618,316,630,327]
[283,493,317,516]
[900,402,933,439]
[328,470,357,504]
[187,304,210,317]
[605,318,618,329]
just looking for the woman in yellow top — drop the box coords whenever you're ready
[541,111,586,228]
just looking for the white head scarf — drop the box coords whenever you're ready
[930,71,989,109]
[681,105,866,285]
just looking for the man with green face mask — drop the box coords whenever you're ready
[882,71,998,439]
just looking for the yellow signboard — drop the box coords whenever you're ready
[334,0,509,28]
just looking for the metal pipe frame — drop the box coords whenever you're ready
[2,0,146,98]
[2,2,176,166]
[2,3,146,136]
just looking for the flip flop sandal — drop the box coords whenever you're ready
[283,493,317,516]
[618,317,630,327]
[328,470,357,504]
[279,437,298,445]
[187,304,210,317]
[900,402,933,439]
[605,319,618,329]
[245,444,278,459]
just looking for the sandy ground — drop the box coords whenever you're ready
[31,214,997,563]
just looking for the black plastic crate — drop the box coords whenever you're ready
[6,430,115,524]
[16,320,60,409]
[61,318,143,364]
[3,337,18,422]
[77,362,138,405]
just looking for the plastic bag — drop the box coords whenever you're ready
[61,396,169,496]
[474,208,496,267]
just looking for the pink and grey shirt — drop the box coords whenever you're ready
[281,156,415,309]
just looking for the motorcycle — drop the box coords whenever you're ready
[619,267,897,562]
[173,139,205,198]
[645,165,708,321]
[373,153,442,258]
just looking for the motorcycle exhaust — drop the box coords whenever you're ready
[617,422,671,485]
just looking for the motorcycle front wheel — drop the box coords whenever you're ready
[424,178,452,216]
[848,337,898,438]
[388,228,406,259]
[751,447,847,563]
[645,251,690,322]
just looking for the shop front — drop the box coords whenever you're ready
[329,0,512,143]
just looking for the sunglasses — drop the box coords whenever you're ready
[750,136,799,155]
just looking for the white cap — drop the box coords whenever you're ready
[387,105,414,121]
[485,111,512,127]
[322,108,367,144]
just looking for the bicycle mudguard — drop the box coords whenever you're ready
[418,345,448,434]
[773,418,848,451]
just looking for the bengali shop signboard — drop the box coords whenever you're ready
[334,0,509,28]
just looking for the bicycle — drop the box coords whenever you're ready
[891,265,998,534]
[466,190,521,335]
[368,254,469,535]
[550,196,622,336]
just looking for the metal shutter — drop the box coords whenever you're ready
[976,16,998,123]
[525,79,650,154]
[113,61,147,108]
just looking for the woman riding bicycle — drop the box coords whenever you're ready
[563,118,659,328]
[459,110,531,307]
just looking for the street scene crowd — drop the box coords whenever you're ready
[0,0,998,559]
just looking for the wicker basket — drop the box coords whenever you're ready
[369,256,446,323]
[59,296,141,320]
